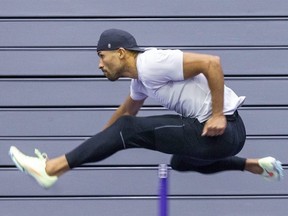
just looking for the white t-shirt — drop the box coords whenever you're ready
[130,48,245,122]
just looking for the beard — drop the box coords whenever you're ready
[107,76,119,81]
[104,71,120,81]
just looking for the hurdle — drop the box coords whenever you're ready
[158,164,169,216]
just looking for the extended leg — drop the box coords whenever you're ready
[10,114,185,184]
[170,155,283,181]
[170,155,246,174]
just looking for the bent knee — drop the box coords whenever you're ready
[170,155,188,171]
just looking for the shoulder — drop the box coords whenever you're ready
[138,48,183,70]
[141,48,183,61]
[136,49,184,86]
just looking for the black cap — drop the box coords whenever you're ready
[97,29,144,52]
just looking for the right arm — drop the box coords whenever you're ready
[102,95,146,130]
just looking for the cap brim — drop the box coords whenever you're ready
[126,47,145,52]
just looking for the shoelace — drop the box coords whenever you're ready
[34,149,48,161]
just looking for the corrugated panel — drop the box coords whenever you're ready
[1,48,288,76]
[0,0,287,17]
[1,19,288,47]
[0,168,287,196]
[0,198,157,216]
[0,198,288,216]
[1,78,288,106]
[0,108,287,136]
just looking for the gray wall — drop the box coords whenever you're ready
[0,1,288,215]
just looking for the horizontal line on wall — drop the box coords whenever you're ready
[0,195,159,201]
[0,76,287,82]
[170,194,288,200]
[68,164,288,171]
[0,75,105,79]
[2,45,288,51]
[1,194,288,201]
[0,46,98,51]
[0,134,288,141]
[0,76,110,81]
[0,164,161,171]
[0,105,288,111]
[2,134,287,139]
[1,165,163,172]
[1,135,287,141]
[0,75,287,81]
[1,16,288,22]
[224,75,288,79]
[0,136,91,140]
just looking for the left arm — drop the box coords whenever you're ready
[183,52,227,136]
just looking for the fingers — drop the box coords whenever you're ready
[201,116,227,137]
[202,127,224,136]
[201,127,208,136]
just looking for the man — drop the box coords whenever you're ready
[9,29,283,189]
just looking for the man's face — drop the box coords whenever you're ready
[97,50,122,81]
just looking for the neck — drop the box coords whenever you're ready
[122,52,139,79]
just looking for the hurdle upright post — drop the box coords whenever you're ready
[158,164,168,216]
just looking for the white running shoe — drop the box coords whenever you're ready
[258,156,284,181]
[9,146,58,189]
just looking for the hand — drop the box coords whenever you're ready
[201,115,227,136]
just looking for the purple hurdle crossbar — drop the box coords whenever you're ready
[158,164,168,216]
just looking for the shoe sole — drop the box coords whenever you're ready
[273,160,284,181]
[9,147,25,173]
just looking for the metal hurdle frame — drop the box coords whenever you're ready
[158,164,169,216]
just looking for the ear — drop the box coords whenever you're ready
[117,48,126,59]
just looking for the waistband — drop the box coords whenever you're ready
[200,110,239,125]
[225,110,239,121]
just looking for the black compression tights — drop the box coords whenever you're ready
[65,114,246,173]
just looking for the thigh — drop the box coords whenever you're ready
[120,114,188,154]
[182,114,246,160]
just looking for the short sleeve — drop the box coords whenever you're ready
[137,49,184,89]
[130,79,147,101]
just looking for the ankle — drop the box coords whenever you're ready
[245,159,263,175]
[45,156,70,177]
[45,161,57,176]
